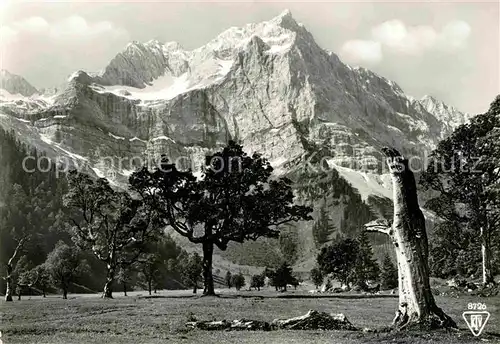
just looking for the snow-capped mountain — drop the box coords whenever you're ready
[0,10,471,268]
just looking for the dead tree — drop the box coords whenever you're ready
[4,236,28,302]
[365,147,456,330]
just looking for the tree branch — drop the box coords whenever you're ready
[7,235,29,268]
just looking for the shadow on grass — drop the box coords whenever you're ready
[138,293,398,300]
[139,295,200,300]
[273,294,398,299]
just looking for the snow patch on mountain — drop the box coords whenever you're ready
[109,133,125,140]
[151,136,176,143]
[93,56,234,103]
[328,161,393,201]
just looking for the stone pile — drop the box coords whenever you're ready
[271,310,357,331]
[185,309,356,332]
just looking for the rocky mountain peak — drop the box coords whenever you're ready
[163,41,185,52]
[67,70,94,84]
[94,10,320,91]
[420,94,446,110]
[0,69,38,97]
[270,9,302,31]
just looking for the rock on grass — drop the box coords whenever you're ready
[271,310,356,330]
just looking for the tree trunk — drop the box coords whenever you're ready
[481,227,494,285]
[148,280,152,296]
[4,264,13,301]
[102,263,115,299]
[202,241,215,296]
[366,148,456,330]
[62,288,68,299]
[193,285,197,294]
[123,282,127,296]
[4,238,26,302]
[42,289,46,298]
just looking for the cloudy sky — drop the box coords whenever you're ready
[0,0,498,114]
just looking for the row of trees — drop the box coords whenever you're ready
[57,141,312,298]
[10,237,209,299]
[224,263,301,292]
[11,242,86,300]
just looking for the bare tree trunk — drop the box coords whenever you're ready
[62,288,68,299]
[5,265,13,302]
[366,148,456,330]
[202,241,215,296]
[193,285,197,294]
[123,282,127,296]
[102,263,115,299]
[481,227,494,286]
[148,280,152,296]
[4,237,27,302]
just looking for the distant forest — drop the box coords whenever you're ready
[0,128,187,294]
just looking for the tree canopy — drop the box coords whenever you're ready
[64,170,161,298]
[317,238,359,288]
[45,241,88,299]
[129,140,312,295]
[420,96,500,284]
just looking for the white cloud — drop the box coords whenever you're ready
[0,15,128,46]
[371,20,407,48]
[13,17,50,33]
[340,40,382,65]
[371,19,470,55]
[0,25,18,45]
[440,20,471,49]
[371,20,438,55]
[49,16,126,39]
[340,19,471,65]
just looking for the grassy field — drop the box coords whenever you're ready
[1,289,499,344]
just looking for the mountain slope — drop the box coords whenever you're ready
[0,10,471,269]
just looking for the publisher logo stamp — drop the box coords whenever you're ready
[463,303,490,337]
